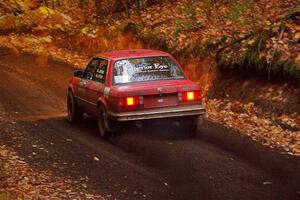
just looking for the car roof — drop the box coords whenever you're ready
[96,49,170,60]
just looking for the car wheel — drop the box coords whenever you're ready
[97,105,111,138]
[67,91,83,123]
[182,115,203,136]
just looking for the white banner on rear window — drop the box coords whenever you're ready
[114,75,130,84]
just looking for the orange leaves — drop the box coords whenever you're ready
[0,145,104,199]
[0,15,16,30]
[207,97,300,156]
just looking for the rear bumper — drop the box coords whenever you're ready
[107,105,206,121]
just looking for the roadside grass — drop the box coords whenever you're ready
[218,27,300,84]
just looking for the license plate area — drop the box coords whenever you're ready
[144,94,178,109]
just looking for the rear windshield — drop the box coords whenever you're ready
[113,56,185,85]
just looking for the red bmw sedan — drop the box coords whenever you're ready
[67,49,205,137]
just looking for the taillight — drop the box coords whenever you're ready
[118,96,142,109]
[126,97,139,106]
[186,92,195,100]
[180,91,200,101]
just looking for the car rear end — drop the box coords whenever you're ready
[107,80,205,121]
[106,54,205,122]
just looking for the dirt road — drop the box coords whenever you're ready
[0,49,299,200]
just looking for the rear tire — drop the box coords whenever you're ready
[67,91,83,123]
[182,115,203,136]
[97,105,112,138]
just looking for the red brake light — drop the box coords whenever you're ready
[181,91,200,101]
[125,97,139,106]
[126,97,134,106]
[186,92,195,100]
[117,96,142,110]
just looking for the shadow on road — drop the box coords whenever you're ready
[1,114,299,200]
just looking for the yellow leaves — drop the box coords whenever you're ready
[39,6,55,19]
[247,39,255,45]
[264,20,272,26]
[272,128,281,134]
[294,32,300,41]
[81,26,89,33]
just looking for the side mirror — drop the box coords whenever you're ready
[73,70,83,77]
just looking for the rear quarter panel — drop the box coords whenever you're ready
[68,77,81,96]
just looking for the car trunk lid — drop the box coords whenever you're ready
[113,80,200,109]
